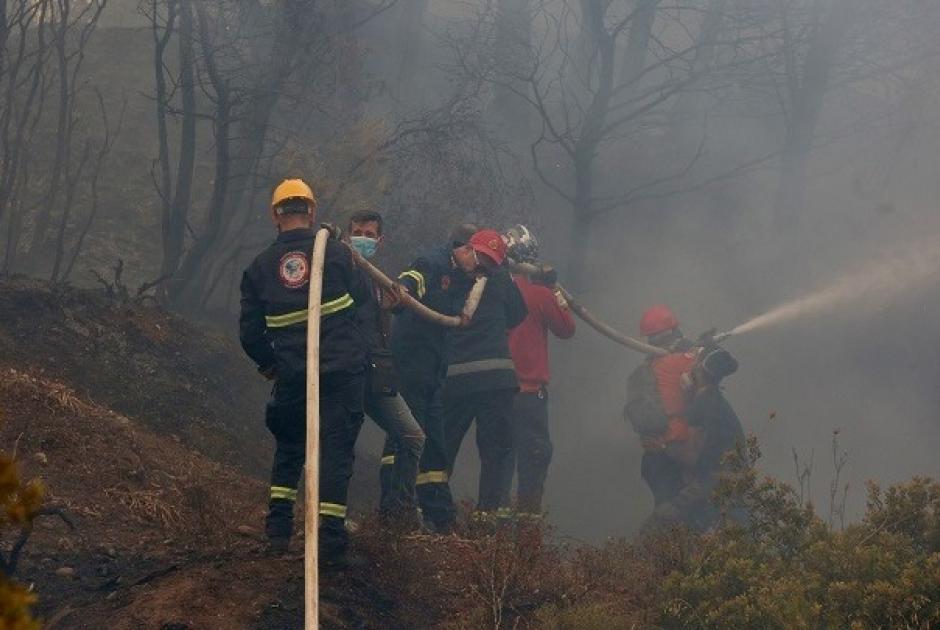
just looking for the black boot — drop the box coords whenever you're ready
[265,498,294,556]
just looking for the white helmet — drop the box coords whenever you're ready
[504,224,540,263]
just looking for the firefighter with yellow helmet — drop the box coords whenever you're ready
[239,178,371,565]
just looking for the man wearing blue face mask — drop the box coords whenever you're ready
[346,210,427,527]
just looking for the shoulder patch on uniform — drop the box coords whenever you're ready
[278,251,309,289]
[441,274,451,290]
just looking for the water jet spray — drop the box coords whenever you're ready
[709,239,940,344]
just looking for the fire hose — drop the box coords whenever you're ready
[508,261,667,357]
[304,228,329,630]
[349,247,487,326]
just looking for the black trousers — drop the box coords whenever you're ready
[265,370,365,557]
[443,387,515,514]
[508,389,553,515]
[399,376,455,529]
[640,449,685,506]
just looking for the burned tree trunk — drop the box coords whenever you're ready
[618,0,657,88]
[564,1,615,291]
[772,0,853,234]
[168,0,231,311]
[488,0,533,142]
[162,0,197,284]
[24,0,106,273]
[151,0,177,295]
[26,0,73,263]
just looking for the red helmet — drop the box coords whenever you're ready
[640,304,679,337]
[469,229,507,266]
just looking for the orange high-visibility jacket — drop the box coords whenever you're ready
[650,351,698,443]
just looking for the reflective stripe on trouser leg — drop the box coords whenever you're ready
[266,434,305,540]
[270,485,298,501]
[319,502,347,519]
[416,470,448,484]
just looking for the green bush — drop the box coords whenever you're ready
[660,437,940,629]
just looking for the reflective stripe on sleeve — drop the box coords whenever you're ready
[380,455,396,466]
[398,270,426,299]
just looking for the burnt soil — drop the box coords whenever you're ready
[0,278,271,475]
[0,280,451,629]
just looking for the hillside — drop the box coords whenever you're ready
[0,278,270,475]
[0,363,414,628]
[0,281,441,628]
[1,281,937,629]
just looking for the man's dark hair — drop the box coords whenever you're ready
[348,209,384,235]
[274,198,310,216]
[449,223,479,247]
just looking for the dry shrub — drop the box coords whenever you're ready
[356,517,659,630]
[2,369,94,417]
[454,522,570,629]
[0,452,43,629]
[532,602,641,630]
[103,485,184,529]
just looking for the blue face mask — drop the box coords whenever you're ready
[350,235,379,259]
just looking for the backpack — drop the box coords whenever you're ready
[623,362,670,437]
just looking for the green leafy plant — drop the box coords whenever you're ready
[661,436,940,629]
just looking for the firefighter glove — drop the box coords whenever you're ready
[320,222,343,240]
[533,265,557,286]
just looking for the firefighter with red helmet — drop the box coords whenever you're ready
[624,305,743,531]
[442,228,528,529]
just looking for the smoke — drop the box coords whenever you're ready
[726,238,940,338]
[345,1,940,543]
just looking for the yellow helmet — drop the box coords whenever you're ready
[271,178,317,213]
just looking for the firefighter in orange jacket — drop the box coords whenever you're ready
[624,305,700,511]
[624,305,743,530]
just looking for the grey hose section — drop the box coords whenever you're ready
[509,261,667,357]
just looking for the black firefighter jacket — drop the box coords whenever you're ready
[390,244,474,388]
[239,228,371,382]
[444,269,528,396]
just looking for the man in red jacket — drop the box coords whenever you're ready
[504,225,576,517]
